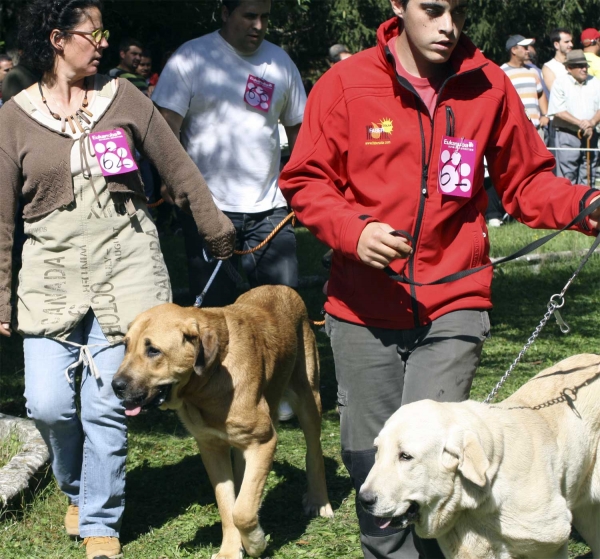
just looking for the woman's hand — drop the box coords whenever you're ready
[0,322,11,337]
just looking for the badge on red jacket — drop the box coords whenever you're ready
[438,136,477,198]
[244,75,275,113]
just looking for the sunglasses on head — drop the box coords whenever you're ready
[69,28,110,44]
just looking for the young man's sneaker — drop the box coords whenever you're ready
[487,218,504,227]
[277,399,295,422]
[82,537,122,559]
[64,504,79,537]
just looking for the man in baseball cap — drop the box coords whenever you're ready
[582,28,600,77]
[501,34,549,139]
[505,34,535,51]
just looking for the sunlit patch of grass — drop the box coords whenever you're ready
[0,428,22,469]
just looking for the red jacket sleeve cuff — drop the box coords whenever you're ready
[340,214,379,259]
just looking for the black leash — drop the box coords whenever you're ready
[384,196,600,286]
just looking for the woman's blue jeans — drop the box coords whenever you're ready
[23,311,126,538]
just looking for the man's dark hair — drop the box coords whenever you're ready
[119,37,142,54]
[18,0,103,74]
[222,0,242,13]
[400,0,408,7]
[549,27,571,47]
[0,54,12,64]
[141,49,152,59]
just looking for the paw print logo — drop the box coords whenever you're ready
[245,83,270,111]
[439,149,472,194]
[95,141,135,174]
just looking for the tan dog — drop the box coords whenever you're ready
[112,285,333,559]
[359,354,600,559]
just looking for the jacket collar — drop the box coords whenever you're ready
[376,17,487,79]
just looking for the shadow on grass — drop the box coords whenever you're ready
[121,453,213,543]
[123,453,350,553]
[175,456,349,554]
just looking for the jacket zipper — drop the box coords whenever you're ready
[446,106,455,136]
[386,46,485,326]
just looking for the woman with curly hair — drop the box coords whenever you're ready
[0,1,235,557]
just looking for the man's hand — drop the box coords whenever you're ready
[0,322,11,337]
[357,222,412,269]
[540,116,550,128]
[579,119,594,138]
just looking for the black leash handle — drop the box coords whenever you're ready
[384,195,600,286]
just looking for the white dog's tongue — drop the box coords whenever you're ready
[125,406,142,417]
[375,517,391,529]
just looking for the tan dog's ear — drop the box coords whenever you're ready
[181,318,200,340]
[194,329,220,376]
[443,430,489,488]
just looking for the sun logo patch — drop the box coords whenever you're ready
[366,118,393,145]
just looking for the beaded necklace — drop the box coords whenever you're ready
[38,77,93,134]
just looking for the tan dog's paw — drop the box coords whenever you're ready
[241,526,267,557]
[210,547,244,559]
[303,494,334,518]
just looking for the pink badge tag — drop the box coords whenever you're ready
[90,128,138,177]
[438,136,477,198]
[244,74,275,113]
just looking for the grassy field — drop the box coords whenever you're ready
[1,222,599,558]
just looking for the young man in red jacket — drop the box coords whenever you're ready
[280,1,600,557]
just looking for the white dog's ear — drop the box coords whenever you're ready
[459,431,490,487]
[194,329,220,376]
[443,430,489,488]
[442,431,461,471]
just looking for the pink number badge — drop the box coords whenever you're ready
[90,129,138,177]
[244,75,275,113]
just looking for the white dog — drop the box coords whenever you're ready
[359,354,600,558]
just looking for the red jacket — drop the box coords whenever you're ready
[280,18,595,329]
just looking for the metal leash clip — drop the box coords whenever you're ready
[549,294,570,334]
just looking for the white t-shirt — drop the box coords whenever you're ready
[152,31,306,212]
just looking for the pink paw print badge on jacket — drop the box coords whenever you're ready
[438,136,477,198]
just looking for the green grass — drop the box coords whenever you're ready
[0,222,598,557]
[0,428,22,469]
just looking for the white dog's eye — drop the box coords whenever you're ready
[399,452,413,461]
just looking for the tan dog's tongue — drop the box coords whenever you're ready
[125,406,142,417]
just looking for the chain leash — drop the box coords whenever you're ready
[484,233,600,404]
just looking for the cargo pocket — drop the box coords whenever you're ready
[337,387,348,419]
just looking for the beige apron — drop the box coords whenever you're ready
[17,143,172,344]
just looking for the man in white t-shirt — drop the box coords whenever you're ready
[152,0,306,310]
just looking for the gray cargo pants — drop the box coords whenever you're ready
[325,310,491,559]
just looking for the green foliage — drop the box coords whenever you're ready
[1,0,600,78]
[465,0,600,65]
